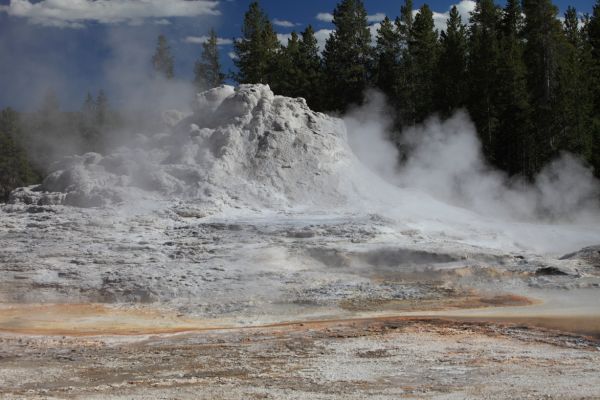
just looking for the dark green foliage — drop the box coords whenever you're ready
[297,26,325,110]
[374,17,401,101]
[0,108,40,201]
[271,27,326,110]
[395,0,415,128]
[522,0,565,171]
[194,29,225,91]
[271,32,302,98]
[233,1,280,84]
[467,0,501,158]
[152,35,174,79]
[588,1,600,176]
[407,5,439,124]
[435,6,468,118]
[494,0,533,175]
[552,7,594,162]
[323,0,372,112]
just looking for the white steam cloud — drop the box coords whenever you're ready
[344,91,600,225]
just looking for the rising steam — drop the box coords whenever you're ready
[344,91,600,225]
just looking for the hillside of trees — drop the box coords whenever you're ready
[1,0,600,201]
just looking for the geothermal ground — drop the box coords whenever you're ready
[1,85,600,398]
[1,203,600,399]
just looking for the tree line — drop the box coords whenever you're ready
[177,0,600,180]
[2,0,600,201]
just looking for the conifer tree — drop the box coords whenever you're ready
[407,5,439,123]
[494,0,533,175]
[152,35,174,79]
[297,25,324,110]
[271,32,301,97]
[435,6,468,118]
[0,108,39,201]
[374,17,400,101]
[194,29,225,91]
[395,0,415,126]
[522,0,567,171]
[233,1,280,84]
[323,0,372,111]
[467,0,501,159]
[588,0,600,176]
[553,7,594,160]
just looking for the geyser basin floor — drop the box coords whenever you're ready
[1,316,599,399]
[0,289,598,338]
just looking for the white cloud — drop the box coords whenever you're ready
[313,0,476,50]
[184,36,233,46]
[279,28,331,52]
[424,0,476,33]
[316,12,334,23]
[314,29,333,52]
[273,18,297,28]
[367,13,386,23]
[154,19,171,26]
[316,12,385,24]
[276,33,292,45]
[228,51,238,60]
[0,0,220,28]
[369,23,381,46]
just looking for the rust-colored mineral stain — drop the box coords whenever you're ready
[1,292,598,338]
[456,315,600,338]
[0,304,230,336]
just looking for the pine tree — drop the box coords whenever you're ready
[588,1,600,176]
[297,25,324,110]
[395,0,415,127]
[467,0,501,159]
[323,0,372,112]
[194,29,225,91]
[435,6,468,118]
[0,108,39,201]
[152,35,174,79]
[495,0,533,176]
[374,17,401,101]
[271,32,301,97]
[522,0,567,171]
[553,7,594,161]
[407,4,439,123]
[233,1,280,84]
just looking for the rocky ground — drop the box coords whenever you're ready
[1,202,600,399]
[1,317,599,399]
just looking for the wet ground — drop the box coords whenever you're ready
[1,204,600,398]
[1,316,599,399]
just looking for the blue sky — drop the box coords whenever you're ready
[0,0,594,110]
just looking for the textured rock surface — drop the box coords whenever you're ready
[12,85,372,211]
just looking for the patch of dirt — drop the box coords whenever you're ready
[338,293,534,312]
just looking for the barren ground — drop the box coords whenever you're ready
[1,202,600,398]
